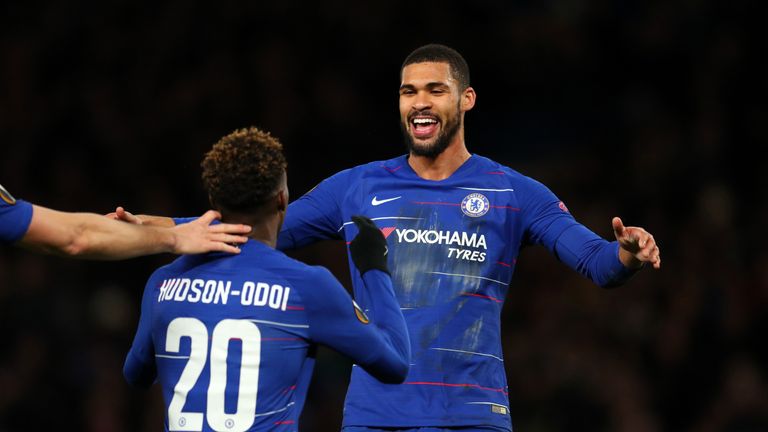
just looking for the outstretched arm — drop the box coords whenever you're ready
[106,206,176,228]
[20,205,250,259]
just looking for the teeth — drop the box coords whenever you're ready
[413,118,437,125]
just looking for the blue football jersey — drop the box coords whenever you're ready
[0,184,33,244]
[278,154,636,430]
[124,240,410,432]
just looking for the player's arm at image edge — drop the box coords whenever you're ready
[123,274,159,388]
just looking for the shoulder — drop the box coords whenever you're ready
[237,245,336,287]
[325,155,408,183]
[471,154,550,193]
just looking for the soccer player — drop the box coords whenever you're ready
[0,183,250,258]
[122,127,410,431]
[277,44,661,431]
[124,45,661,431]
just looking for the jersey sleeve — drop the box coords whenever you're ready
[301,267,410,383]
[0,198,33,244]
[522,178,637,288]
[277,170,351,250]
[123,273,159,388]
[172,217,197,226]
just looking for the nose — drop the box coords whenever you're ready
[412,91,432,111]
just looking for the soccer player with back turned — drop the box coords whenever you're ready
[123,127,410,431]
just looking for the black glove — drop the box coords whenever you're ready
[349,215,389,275]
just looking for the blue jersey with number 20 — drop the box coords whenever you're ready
[124,240,409,432]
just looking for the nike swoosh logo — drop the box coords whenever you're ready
[371,196,402,206]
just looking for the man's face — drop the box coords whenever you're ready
[399,62,463,158]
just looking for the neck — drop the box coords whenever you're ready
[408,135,471,181]
[220,211,280,249]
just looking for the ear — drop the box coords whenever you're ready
[276,189,287,212]
[461,86,476,112]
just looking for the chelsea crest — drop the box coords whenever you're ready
[461,193,489,217]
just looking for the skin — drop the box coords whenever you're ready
[113,174,289,248]
[22,205,251,259]
[399,61,660,269]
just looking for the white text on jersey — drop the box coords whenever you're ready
[392,228,487,262]
[157,278,291,311]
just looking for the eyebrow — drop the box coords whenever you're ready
[399,81,450,91]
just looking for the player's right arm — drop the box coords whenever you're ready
[301,216,410,383]
[277,169,352,250]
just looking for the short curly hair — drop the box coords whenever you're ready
[201,127,287,212]
[401,44,470,90]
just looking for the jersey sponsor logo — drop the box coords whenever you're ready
[0,184,17,205]
[382,227,488,262]
[352,300,369,324]
[371,196,402,206]
[461,193,489,217]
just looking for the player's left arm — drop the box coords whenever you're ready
[524,180,659,287]
[303,216,410,382]
[123,275,158,388]
[302,267,410,384]
[21,205,249,259]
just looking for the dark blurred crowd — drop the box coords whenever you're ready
[1,1,766,431]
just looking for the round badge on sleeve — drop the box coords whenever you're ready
[0,184,17,205]
[461,193,489,217]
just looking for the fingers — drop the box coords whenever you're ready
[207,233,249,245]
[115,207,141,224]
[351,215,375,228]
[351,215,380,234]
[634,231,662,269]
[207,222,252,235]
[196,210,222,225]
[614,217,662,270]
[612,217,625,237]
[206,241,243,254]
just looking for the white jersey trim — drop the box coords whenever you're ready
[431,347,504,362]
[428,271,507,286]
[249,319,309,329]
[337,216,422,232]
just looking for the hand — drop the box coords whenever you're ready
[106,206,143,225]
[613,217,661,269]
[170,210,251,254]
[349,215,389,275]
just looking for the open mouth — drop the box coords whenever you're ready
[410,115,440,139]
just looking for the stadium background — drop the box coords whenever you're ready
[1,1,766,430]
